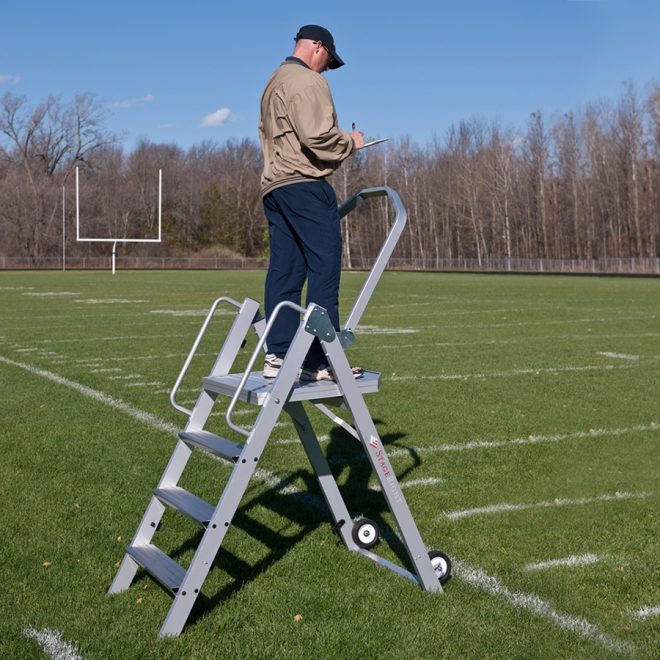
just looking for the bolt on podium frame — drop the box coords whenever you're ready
[108,187,451,638]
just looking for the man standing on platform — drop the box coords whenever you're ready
[258,24,365,382]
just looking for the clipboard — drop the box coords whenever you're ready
[361,138,389,148]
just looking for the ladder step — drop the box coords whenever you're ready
[180,430,243,462]
[154,486,215,527]
[126,543,186,593]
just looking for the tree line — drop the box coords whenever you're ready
[1,82,658,265]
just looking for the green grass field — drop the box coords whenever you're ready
[1,269,658,659]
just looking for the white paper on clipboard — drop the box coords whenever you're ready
[361,138,389,148]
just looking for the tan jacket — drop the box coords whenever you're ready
[259,59,354,196]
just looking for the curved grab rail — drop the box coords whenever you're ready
[225,299,307,437]
[169,296,242,416]
[338,187,407,332]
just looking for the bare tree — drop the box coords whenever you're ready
[0,92,114,257]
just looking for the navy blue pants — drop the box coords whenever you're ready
[263,180,341,370]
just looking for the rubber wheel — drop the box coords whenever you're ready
[352,517,380,549]
[428,550,452,585]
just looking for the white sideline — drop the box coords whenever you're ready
[23,627,83,660]
[454,561,634,654]
[2,354,636,654]
[0,355,180,436]
[524,553,612,571]
[442,491,653,521]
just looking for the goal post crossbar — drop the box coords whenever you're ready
[75,167,162,243]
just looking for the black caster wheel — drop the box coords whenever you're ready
[428,550,452,585]
[352,517,380,549]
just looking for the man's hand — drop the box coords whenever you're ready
[351,128,365,150]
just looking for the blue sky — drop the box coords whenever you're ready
[2,0,658,151]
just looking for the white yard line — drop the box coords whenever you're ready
[150,308,235,317]
[1,353,637,654]
[20,334,192,345]
[348,331,660,351]
[597,351,640,361]
[153,386,199,395]
[390,363,640,381]
[524,553,612,571]
[370,476,444,492]
[22,291,80,297]
[357,325,418,335]
[442,491,653,521]
[74,299,148,304]
[407,314,657,328]
[275,434,330,446]
[630,606,660,620]
[23,627,83,660]
[454,561,634,654]
[384,423,660,458]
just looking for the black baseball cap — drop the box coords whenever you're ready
[295,24,344,69]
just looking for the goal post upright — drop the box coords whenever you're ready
[75,166,163,273]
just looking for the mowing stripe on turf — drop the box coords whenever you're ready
[442,491,653,521]
[1,354,637,654]
[454,561,634,654]
[23,627,82,660]
[524,554,612,571]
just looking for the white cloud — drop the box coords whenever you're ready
[0,74,20,84]
[201,107,231,128]
[112,94,155,108]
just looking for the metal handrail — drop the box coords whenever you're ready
[225,300,307,437]
[338,187,407,332]
[169,296,242,416]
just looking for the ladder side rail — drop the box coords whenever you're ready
[320,335,442,593]
[169,296,243,415]
[224,299,307,437]
[159,324,315,637]
[339,187,408,332]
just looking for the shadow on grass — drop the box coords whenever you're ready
[146,414,423,631]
